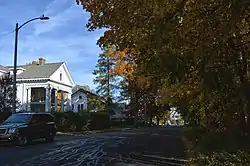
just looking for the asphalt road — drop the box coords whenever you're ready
[0,127,186,166]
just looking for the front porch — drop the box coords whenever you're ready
[27,86,71,112]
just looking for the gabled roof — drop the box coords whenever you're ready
[0,65,10,73]
[10,62,63,79]
[72,88,106,103]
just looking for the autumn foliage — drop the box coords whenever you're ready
[78,0,250,131]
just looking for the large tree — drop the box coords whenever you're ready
[78,0,250,131]
[93,46,119,112]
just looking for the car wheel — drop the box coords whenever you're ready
[45,132,55,142]
[17,135,28,146]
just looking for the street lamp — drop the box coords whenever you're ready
[12,15,50,113]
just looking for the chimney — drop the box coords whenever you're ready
[38,58,46,65]
[32,61,38,65]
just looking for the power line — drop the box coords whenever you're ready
[0,29,14,39]
[0,29,15,52]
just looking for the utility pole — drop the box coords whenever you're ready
[12,23,18,113]
[11,15,49,113]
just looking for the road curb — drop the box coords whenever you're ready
[56,127,132,136]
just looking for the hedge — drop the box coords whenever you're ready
[188,151,250,166]
[1,111,127,132]
[54,111,111,132]
[88,112,111,130]
[54,111,89,132]
[0,111,12,123]
[0,111,112,132]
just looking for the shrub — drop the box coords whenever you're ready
[54,111,112,132]
[110,120,123,127]
[54,111,88,132]
[88,112,111,130]
[0,111,12,123]
[188,151,250,166]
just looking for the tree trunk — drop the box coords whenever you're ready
[135,90,140,128]
[149,110,153,126]
[131,88,139,128]
[239,45,248,134]
[156,116,160,126]
[107,56,110,98]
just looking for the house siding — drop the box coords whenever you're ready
[1,61,74,112]
[71,91,88,112]
[50,64,73,87]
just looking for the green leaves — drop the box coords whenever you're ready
[0,74,15,112]
[93,46,119,101]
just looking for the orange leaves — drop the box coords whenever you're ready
[113,60,135,80]
[114,62,126,75]
[121,48,128,54]
[110,50,126,62]
[110,48,137,82]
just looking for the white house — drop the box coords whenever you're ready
[71,88,106,113]
[71,89,88,112]
[3,58,74,112]
[0,65,10,78]
[170,107,180,121]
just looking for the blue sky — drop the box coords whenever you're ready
[0,0,105,89]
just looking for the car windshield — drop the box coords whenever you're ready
[4,114,31,124]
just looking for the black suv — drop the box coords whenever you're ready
[0,112,57,145]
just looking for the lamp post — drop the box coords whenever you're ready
[12,15,49,113]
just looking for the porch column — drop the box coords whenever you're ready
[61,90,64,111]
[26,88,31,112]
[68,92,72,111]
[45,86,51,112]
[65,92,70,111]
[54,89,58,112]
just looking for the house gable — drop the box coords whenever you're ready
[71,90,88,112]
[50,63,74,87]
[72,90,88,101]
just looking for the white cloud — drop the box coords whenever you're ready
[45,0,69,15]
[18,31,102,63]
[0,0,105,89]
[33,0,85,36]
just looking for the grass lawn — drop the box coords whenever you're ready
[183,127,250,166]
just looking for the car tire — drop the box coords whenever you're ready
[17,135,28,146]
[45,132,55,142]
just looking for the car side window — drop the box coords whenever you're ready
[31,115,42,123]
[41,114,54,122]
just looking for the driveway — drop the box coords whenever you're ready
[0,127,186,166]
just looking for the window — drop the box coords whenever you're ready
[31,88,45,102]
[78,105,80,112]
[81,104,84,110]
[79,96,82,99]
[40,114,54,122]
[60,73,62,81]
[72,104,74,110]
[30,114,43,123]
[4,114,31,123]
